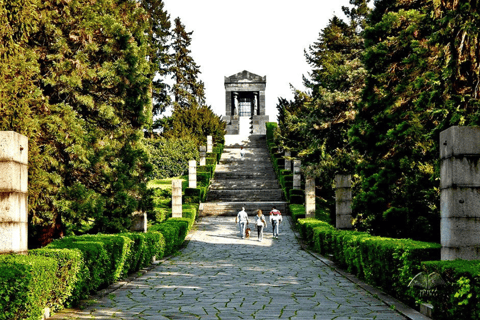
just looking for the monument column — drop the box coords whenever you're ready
[305,177,315,218]
[0,131,28,254]
[440,126,480,260]
[335,174,353,229]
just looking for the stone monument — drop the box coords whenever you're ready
[0,131,28,254]
[305,177,315,218]
[335,174,353,229]
[440,126,480,260]
[224,70,269,135]
[172,179,182,218]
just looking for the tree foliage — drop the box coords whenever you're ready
[275,0,480,242]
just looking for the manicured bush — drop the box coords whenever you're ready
[198,165,213,177]
[420,260,480,320]
[0,254,57,320]
[266,122,278,142]
[197,172,211,187]
[47,239,109,300]
[290,204,306,222]
[289,189,305,204]
[184,187,202,203]
[307,220,441,305]
[29,248,83,310]
[149,223,177,256]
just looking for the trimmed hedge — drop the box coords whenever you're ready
[289,189,305,204]
[298,218,441,305]
[290,204,306,222]
[0,254,57,320]
[420,260,480,319]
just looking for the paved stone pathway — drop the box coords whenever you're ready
[57,216,409,320]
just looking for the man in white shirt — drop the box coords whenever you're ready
[235,207,249,239]
[269,206,283,239]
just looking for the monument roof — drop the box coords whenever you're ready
[225,70,266,84]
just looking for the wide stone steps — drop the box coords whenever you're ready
[201,202,287,216]
[206,189,284,202]
[201,134,286,216]
[209,180,280,190]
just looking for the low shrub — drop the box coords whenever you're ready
[290,204,306,222]
[0,254,57,320]
[307,220,441,305]
[29,248,83,310]
[184,187,202,203]
[266,122,278,142]
[420,260,480,320]
[289,189,305,204]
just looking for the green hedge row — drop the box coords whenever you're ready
[420,260,480,319]
[297,218,441,305]
[0,205,197,319]
[183,143,223,204]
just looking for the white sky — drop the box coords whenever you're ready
[163,0,354,121]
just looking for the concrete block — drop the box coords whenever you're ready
[335,188,352,201]
[442,246,480,261]
[335,174,352,189]
[440,157,480,188]
[440,187,480,218]
[0,161,28,193]
[131,212,147,233]
[199,146,206,166]
[305,178,315,218]
[336,214,353,229]
[207,136,212,153]
[441,216,480,247]
[0,131,28,164]
[0,221,28,254]
[440,126,480,159]
[189,160,197,188]
[172,179,182,218]
[0,192,28,222]
[335,201,353,215]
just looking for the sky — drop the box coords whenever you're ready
[162,0,355,121]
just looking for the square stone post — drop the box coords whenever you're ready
[293,160,301,189]
[199,146,206,166]
[305,177,315,219]
[284,151,291,171]
[189,160,197,188]
[440,126,480,260]
[207,135,212,153]
[172,179,182,218]
[0,131,28,254]
[335,174,353,229]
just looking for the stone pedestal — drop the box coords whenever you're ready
[199,146,206,166]
[284,151,291,171]
[172,179,182,218]
[440,126,480,260]
[0,131,28,254]
[335,174,353,229]
[189,160,197,188]
[293,160,301,189]
[131,212,147,232]
[252,115,269,135]
[207,136,212,153]
[305,177,315,219]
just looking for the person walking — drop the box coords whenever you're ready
[235,207,249,239]
[240,146,245,160]
[254,209,267,241]
[269,206,283,239]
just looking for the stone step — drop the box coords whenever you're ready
[200,201,288,216]
[206,189,284,202]
[213,172,277,180]
[209,180,280,190]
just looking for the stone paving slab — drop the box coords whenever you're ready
[52,216,420,320]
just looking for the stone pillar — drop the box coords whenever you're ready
[0,131,28,254]
[189,160,197,188]
[172,179,182,218]
[305,177,315,219]
[199,146,206,166]
[131,212,147,233]
[207,136,212,153]
[335,174,353,229]
[440,126,480,260]
[293,160,301,189]
[284,151,291,171]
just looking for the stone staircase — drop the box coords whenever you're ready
[201,134,287,216]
